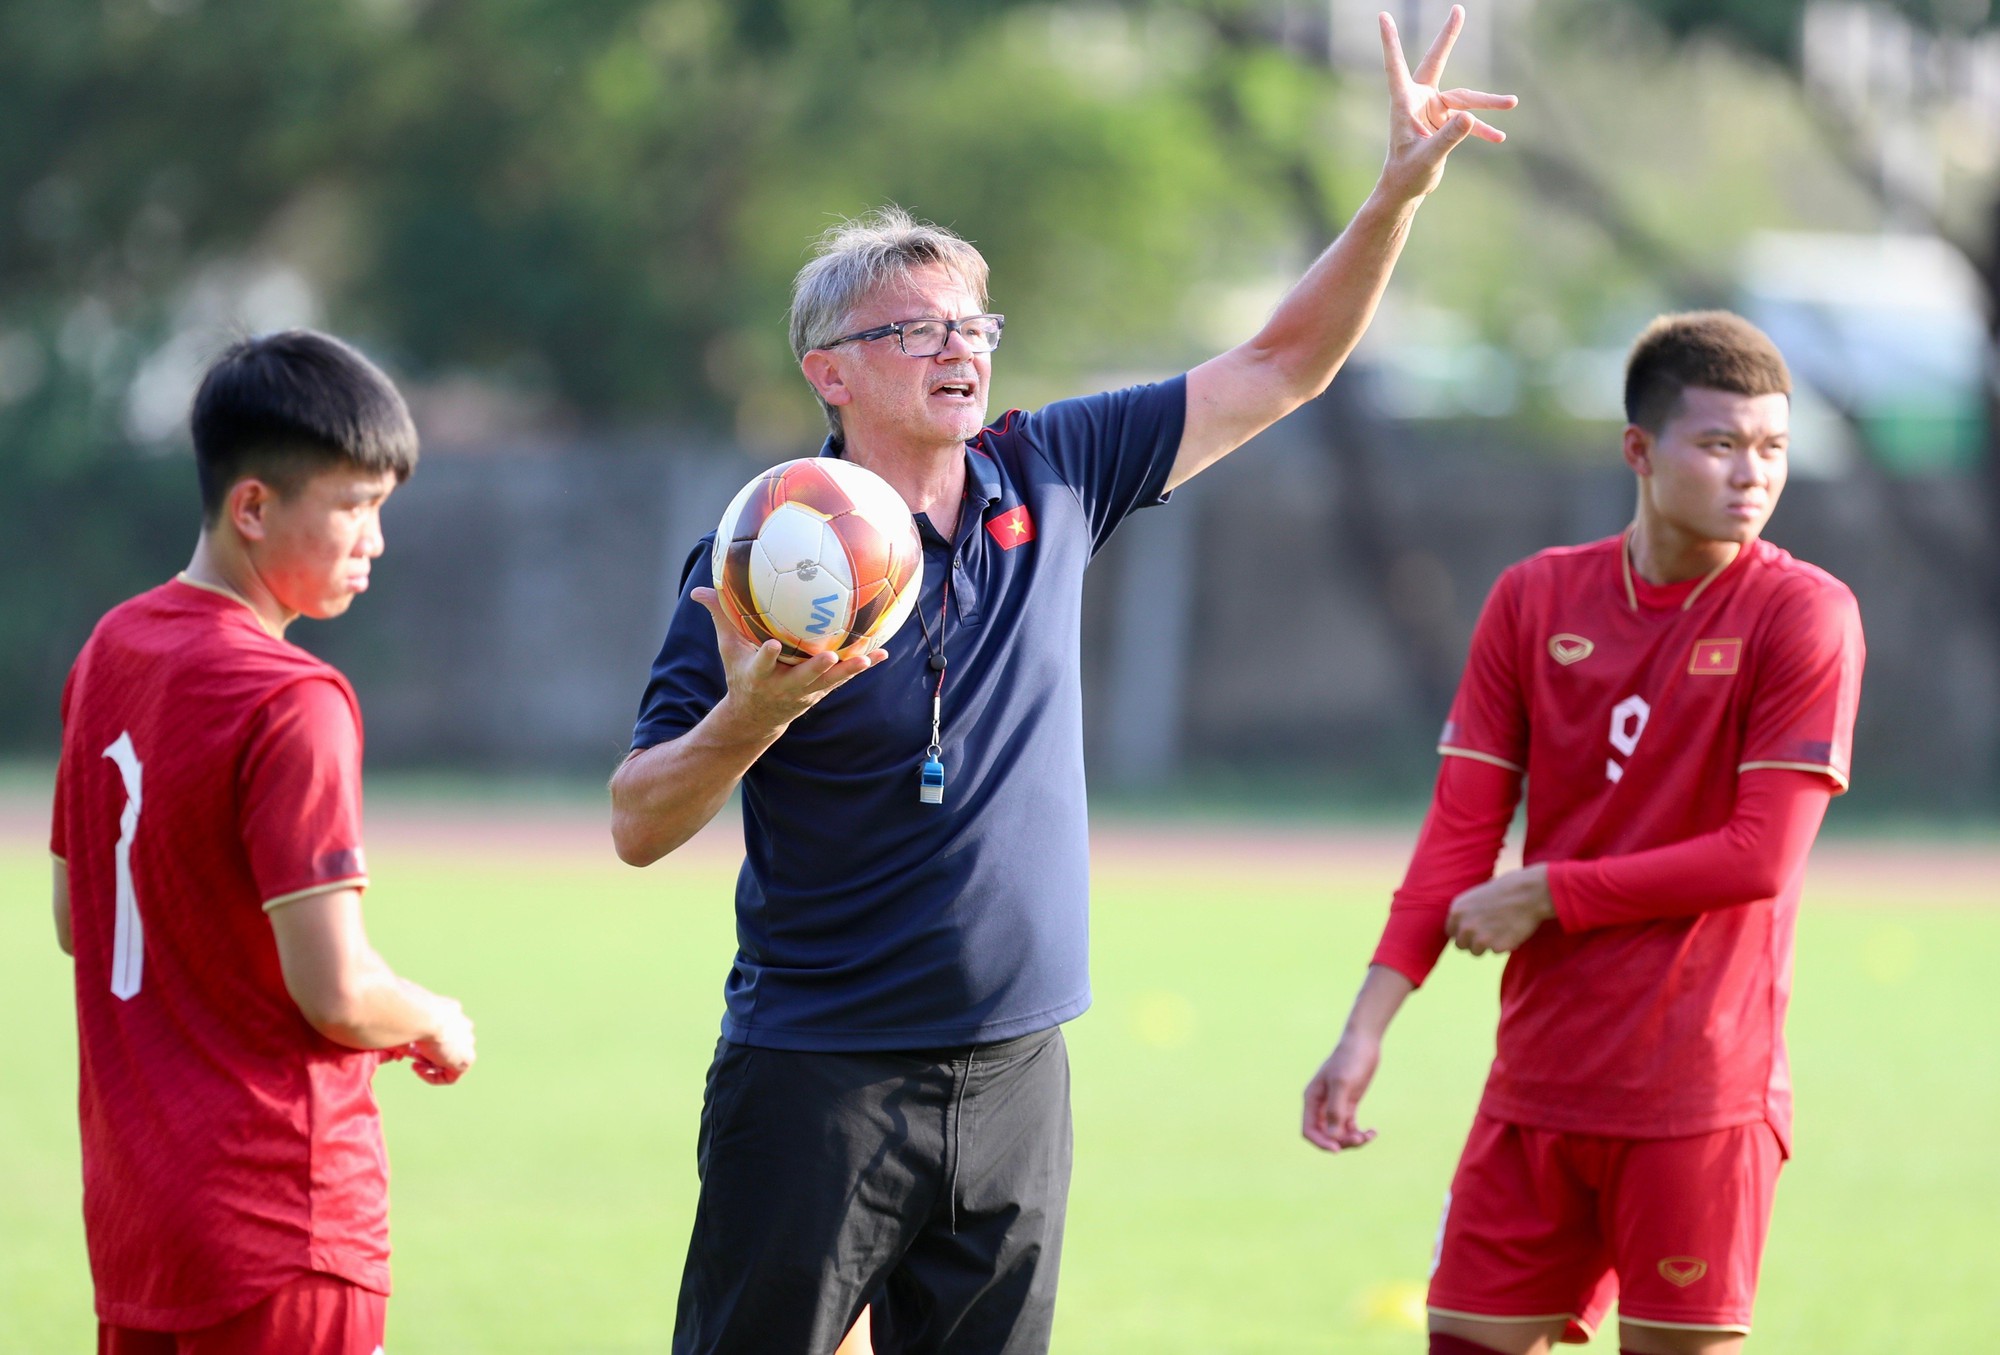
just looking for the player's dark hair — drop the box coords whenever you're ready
[1623,311,1791,432]
[190,330,419,523]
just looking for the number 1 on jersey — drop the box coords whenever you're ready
[102,732,145,1000]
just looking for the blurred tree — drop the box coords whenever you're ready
[1615,0,2000,625]
[3,0,1279,434]
[11,0,1988,789]
[0,0,1288,748]
[1131,0,1998,756]
[1162,5,1468,717]
[1634,0,1996,63]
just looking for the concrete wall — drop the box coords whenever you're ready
[1164,428,1998,807]
[299,416,2000,811]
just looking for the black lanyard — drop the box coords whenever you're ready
[912,506,960,806]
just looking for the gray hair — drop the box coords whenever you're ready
[789,206,991,438]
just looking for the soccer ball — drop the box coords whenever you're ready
[711,457,924,663]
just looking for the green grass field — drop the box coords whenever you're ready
[3,826,1996,1352]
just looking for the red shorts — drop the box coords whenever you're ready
[98,1273,386,1355]
[1428,1113,1784,1342]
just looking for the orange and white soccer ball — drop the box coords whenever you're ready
[711,458,924,663]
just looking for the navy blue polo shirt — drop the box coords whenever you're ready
[631,375,1187,1051]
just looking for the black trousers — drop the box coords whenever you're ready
[672,1027,1073,1355]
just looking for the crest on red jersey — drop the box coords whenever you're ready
[1688,638,1742,675]
[1548,633,1594,666]
[1658,1256,1709,1287]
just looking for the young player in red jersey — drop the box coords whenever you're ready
[50,331,477,1355]
[1301,313,1865,1355]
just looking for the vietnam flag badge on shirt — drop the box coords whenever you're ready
[986,504,1035,549]
[1689,637,1742,675]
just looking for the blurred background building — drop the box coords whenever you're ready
[5,0,1996,813]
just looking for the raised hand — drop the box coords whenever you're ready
[1379,4,1517,203]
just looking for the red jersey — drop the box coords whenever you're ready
[1373,535,1864,1146]
[51,577,389,1331]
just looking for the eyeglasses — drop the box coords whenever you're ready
[823,314,1005,358]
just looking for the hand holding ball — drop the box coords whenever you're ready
[711,458,924,664]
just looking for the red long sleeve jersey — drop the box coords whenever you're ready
[52,578,389,1330]
[1373,535,1864,1148]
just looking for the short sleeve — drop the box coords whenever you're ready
[1016,375,1188,553]
[1738,581,1865,792]
[239,676,370,910]
[1438,568,1529,774]
[631,538,729,752]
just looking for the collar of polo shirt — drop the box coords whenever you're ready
[819,436,1004,546]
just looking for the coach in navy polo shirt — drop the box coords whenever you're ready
[611,13,1513,1353]
[631,397,1182,1049]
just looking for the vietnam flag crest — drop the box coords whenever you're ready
[1688,637,1742,675]
[986,503,1035,550]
